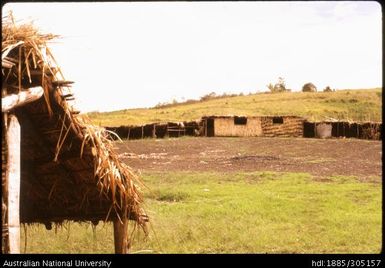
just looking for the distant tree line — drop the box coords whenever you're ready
[155,78,337,109]
[154,91,247,109]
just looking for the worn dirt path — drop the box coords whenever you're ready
[114,137,382,181]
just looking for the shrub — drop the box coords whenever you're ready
[200,92,217,101]
[302,82,317,92]
[323,86,333,92]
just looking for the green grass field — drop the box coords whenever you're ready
[21,171,381,253]
[85,88,382,126]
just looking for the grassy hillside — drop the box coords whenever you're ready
[85,88,382,126]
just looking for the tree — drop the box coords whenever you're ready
[267,77,287,93]
[302,82,317,92]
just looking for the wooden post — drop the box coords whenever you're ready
[113,218,128,254]
[6,115,20,254]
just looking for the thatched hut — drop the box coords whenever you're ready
[1,15,147,253]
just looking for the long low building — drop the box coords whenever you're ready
[104,116,381,140]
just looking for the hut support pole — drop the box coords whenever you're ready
[113,218,128,254]
[6,115,21,254]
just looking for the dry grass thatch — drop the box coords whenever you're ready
[2,12,148,238]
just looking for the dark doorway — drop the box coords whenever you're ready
[206,118,215,137]
[303,122,315,137]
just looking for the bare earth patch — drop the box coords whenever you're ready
[115,137,382,182]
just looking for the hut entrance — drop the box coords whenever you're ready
[206,118,215,137]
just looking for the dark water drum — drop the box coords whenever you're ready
[315,123,332,138]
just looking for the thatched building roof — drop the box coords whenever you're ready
[1,15,147,231]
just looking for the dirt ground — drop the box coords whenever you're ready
[114,137,382,181]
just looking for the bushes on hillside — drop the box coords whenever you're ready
[323,86,333,92]
[154,91,245,109]
[200,92,217,101]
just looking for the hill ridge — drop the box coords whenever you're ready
[86,88,382,126]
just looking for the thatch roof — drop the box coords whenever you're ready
[1,15,148,231]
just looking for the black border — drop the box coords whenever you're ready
[1,1,383,267]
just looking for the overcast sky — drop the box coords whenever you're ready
[2,2,382,112]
